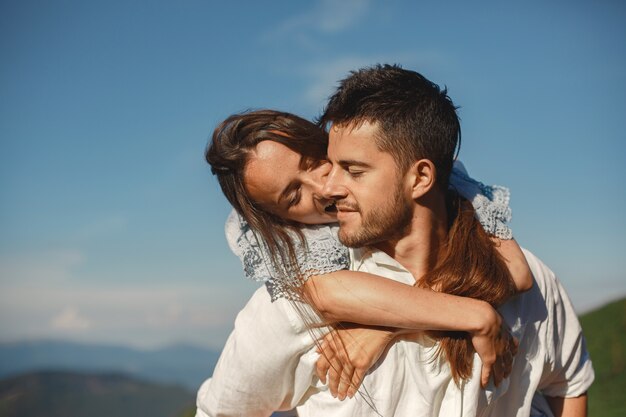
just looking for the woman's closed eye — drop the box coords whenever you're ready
[287,188,302,208]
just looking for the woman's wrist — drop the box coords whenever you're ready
[469,300,501,336]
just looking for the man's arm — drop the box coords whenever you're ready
[524,251,594,416]
[546,393,588,417]
[195,287,319,417]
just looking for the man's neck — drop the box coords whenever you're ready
[374,194,448,282]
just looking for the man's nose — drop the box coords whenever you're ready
[321,166,347,200]
[307,161,331,198]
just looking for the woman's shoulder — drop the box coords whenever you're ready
[224,209,349,300]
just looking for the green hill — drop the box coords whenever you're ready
[579,297,626,417]
[0,371,194,417]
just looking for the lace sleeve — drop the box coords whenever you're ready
[224,209,350,301]
[225,209,274,283]
[449,161,513,239]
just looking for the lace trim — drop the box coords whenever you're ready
[450,165,513,239]
[225,210,350,301]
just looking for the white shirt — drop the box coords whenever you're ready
[479,249,594,416]
[196,249,593,417]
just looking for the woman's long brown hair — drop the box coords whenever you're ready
[418,193,517,384]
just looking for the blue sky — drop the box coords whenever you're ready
[1,0,625,350]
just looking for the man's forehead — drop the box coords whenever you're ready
[328,120,385,159]
[330,119,379,135]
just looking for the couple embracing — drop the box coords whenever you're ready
[196,65,593,416]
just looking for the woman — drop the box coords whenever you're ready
[208,109,531,401]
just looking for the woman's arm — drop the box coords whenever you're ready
[493,237,533,292]
[304,270,516,396]
[303,270,496,333]
[302,238,531,327]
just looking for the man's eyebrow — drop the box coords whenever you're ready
[338,159,373,169]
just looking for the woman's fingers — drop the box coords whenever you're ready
[321,335,347,398]
[315,339,336,384]
[327,354,344,397]
[336,365,354,400]
[481,361,492,388]
[315,353,331,384]
[317,332,357,400]
[316,326,394,399]
[346,369,365,399]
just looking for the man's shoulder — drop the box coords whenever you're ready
[501,248,581,338]
[519,248,560,293]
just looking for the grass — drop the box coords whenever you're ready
[579,297,626,417]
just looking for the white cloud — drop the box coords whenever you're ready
[51,306,91,331]
[262,0,372,43]
[316,0,372,33]
[0,244,255,349]
[0,278,254,349]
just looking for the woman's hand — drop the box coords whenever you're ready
[315,325,395,400]
[470,303,519,388]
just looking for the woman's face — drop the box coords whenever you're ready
[244,140,337,225]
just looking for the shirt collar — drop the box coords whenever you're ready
[351,246,416,281]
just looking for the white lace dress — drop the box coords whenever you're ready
[225,161,513,301]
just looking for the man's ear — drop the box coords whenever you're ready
[407,159,436,199]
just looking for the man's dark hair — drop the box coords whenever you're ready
[319,64,461,188]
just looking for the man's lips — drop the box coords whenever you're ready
[335,205,358,212]
[335,205,359,221]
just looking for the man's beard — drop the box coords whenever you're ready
[338,181,413,248]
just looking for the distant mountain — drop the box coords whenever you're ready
[579,297,626,417]
[0,340,219,391]
[0,370,193,417]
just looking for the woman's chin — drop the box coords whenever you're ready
[314,211,338,224]
[325,211,338,222]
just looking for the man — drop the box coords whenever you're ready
[196,65,593,416]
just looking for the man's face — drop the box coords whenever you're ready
[322,121,413,247]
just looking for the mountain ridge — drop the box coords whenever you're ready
[0,370,194,417]
[0,339,219,391]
